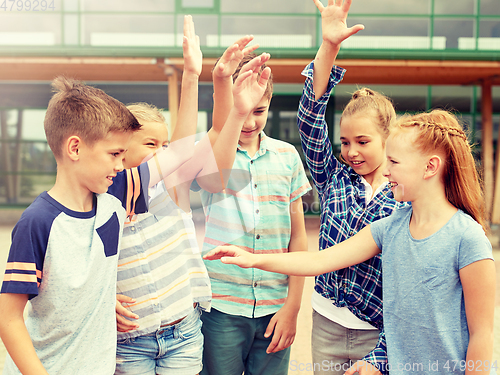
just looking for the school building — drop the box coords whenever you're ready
[1,0,500,220]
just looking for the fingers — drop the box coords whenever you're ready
[238,53,270,76]
[264,322,295,353]
[116,296,139,332]
[203,246,238,260]
[242,43,260,56]
[258,67,272,87]
[347,24,365,37]
[313,0,324,12]
[116,294,135,304]
[203,250,224,260]
[233,69,253,87]
[264,316,276,339]
[116,302,139,320]
[220,36,255,63]
[116,313,139,332]
[116,295,139,320]
[265,317,278,353]
[220,256,241,265]
[221,43,240,63]
[341,0,352,12]
[233,35,254,50]
[183,14,200,49]
[183,15,194,39]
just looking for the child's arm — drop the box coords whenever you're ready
[191,53,271,193]
[192,42,266,193]
[170,15,201,144]
[204,225,380,276]
[460,259,496,373]
[297,1,362,194]
[164,42,268,196]
[0,293,49,375]
[312,0,363,99]
[264,197,307,353]
[211,36,259,136]
[148,15,201,187]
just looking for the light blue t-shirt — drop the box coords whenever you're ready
[370,206,494,375]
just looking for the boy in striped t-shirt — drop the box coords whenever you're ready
[198,47,311,375]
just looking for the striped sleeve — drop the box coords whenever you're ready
[1,197,57,299]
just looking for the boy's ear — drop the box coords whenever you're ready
[66,136,82,161]
[423,155,441,179]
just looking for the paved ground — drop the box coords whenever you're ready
[0,217,498,374]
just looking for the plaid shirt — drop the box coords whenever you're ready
[297,61,406,373]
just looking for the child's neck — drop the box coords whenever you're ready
[362,169,388,196]
[409,192,457,240]
[239,136,261,158]
[48,174,94,212]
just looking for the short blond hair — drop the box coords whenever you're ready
[127,102,167,125]
[44,76,141,159]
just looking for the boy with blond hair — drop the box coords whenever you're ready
[112,24,275,375]
[0,16,199,375]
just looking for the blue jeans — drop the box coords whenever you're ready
[200,308,290,375]
[115,308,203,375]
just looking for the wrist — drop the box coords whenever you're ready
[282,300,301,314]
[252,253,264,269]
[321,39,341,56]
[213,74,232,82]
[229,106,251,120]
[182,71,201,81]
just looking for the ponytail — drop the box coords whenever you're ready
[341,88,395,140]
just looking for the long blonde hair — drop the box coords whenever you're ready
[392,110,486,231]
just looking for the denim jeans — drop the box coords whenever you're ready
[115,307,203,375]
[200,308,290,375]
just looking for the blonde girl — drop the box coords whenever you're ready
[206,109,496,375]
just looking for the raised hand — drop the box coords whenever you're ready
[213,36,259,80]
[203,245,256,268]
[182,15,202,76]
[313,0,364,46]
[231,53,271,116]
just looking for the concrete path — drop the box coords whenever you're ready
[0,217,498,374]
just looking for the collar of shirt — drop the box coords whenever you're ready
[236,132,278,158]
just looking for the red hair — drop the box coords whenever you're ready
[392,110,487,232]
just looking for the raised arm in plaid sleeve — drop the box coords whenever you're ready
[297,60,345,194]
